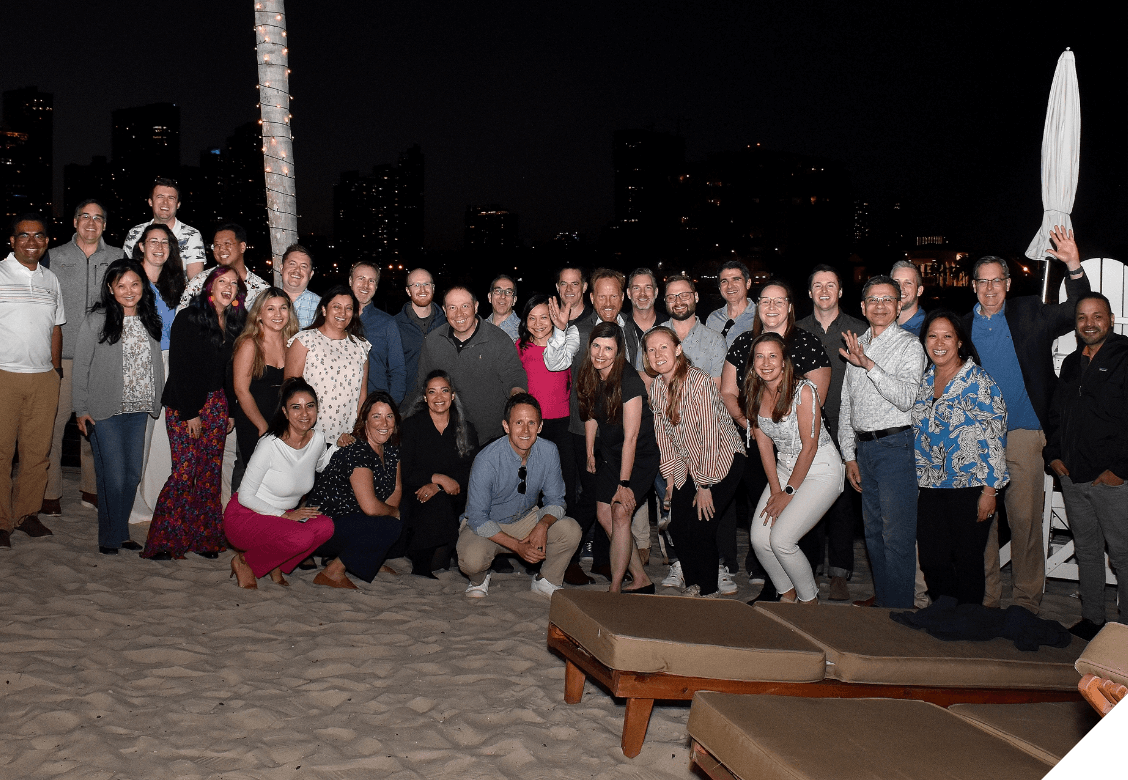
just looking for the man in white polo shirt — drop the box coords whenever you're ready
[0,214,66,547]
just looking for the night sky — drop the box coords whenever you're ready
[5,2,1125,257]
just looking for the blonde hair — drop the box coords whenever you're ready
[233,289,300,379]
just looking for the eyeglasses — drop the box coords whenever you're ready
[517,466,528,494]
[665,292,694,303]
[145,239,171,248]
[974,277,1007,288]
[14,232,47,242]
[864,295,898,305]
[758,297,789,308]
[408,282,434,290]
[77,213,105,223]
[491,287,515,297]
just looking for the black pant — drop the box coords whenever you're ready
[569,432,611,567]
[315,513,403,583]
[917,486,992,605]
[670,454,746,595]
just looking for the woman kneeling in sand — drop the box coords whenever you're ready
[225,378,335,588]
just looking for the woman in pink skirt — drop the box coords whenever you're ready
[224,378,334,588]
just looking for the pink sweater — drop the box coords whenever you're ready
[518,342,571,420]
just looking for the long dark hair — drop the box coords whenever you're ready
[131,223,185,309]
[517,293,554,352]
[642,326,690,425]
[743,332,799,426]
[577,321,628,424]
[309,285,365,341]
[920,309,981,366]
[404,369,476,457]
[93,258,162,345]
[185,266,247,349]
[264,377,318,440]
[352,390,402,448]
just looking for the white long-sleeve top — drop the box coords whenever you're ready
[838,322,927,461]
[237,434,331,516]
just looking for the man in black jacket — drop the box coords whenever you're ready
[1044,292,1128,639]
[962,226,1086,613]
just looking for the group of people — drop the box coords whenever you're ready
[2,183,1123,633]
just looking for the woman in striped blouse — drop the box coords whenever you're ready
[644,327,747,597]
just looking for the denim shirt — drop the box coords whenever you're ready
[463,435,566,538]
[912,359,1010,490]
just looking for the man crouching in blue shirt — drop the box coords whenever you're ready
[457,393,581,599]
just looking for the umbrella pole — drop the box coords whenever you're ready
[1040,259,1051,304]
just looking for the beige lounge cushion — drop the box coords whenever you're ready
[548,590,825,682]
[1074,621,1128,686]
[755,602,1084,690]
[949,701,1098,764]
[688,692,1054,780]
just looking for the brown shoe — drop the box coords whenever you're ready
[852,595,876,607]
[0,529,10,548]
[637,547,650,566]
[40,498,62,516]
[590,563,613,581]
[563,561,594,586]
[828,576,850,601]
[16,515,53,537]
[81,491,97,509]
[313,570,358,589]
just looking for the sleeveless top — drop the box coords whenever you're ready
[757,379,835,470]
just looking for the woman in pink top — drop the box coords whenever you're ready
[517,293,575,499]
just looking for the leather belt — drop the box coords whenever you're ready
[855,425,910,442]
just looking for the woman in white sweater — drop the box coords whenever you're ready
[224,378,334,589]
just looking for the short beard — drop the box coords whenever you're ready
[669,308,695,322]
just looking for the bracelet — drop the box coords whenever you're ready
[1068,267,1084,277]
[982,488,996,496]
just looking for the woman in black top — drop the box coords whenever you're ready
[576,321,658,594]
[142,266,247,560]
[306,391,403,588]
[399,370,478,577]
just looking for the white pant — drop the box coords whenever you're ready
[751,444,844,602]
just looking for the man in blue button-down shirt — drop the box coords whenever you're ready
[456,394,581,599]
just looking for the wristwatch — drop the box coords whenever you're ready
[783,484,796,495]
[619,479,631,488]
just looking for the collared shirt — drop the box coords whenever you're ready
[0,254,66,373]
[176,266,272,311]
[463,436,566,538]
[912,359,1009,490]
[123,218,206,273]
[706,298,758,345]
[838,321,927,461]
[359,303,406,403]
[900,306,926,337]
[492,311,520,342]
[651,366,745,488]
[48,235,124,359]
[659,317,727,378]
[972,303,1041,432]
[292,288,321,328]
[796,310,868,431]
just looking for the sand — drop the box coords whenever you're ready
[1,470,1103,779]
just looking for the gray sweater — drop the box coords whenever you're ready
[73,309,165,421]
[47,235,124,359]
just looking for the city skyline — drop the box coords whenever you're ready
[1,3,1124,259]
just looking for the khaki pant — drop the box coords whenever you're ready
[0,368,60,530]
[984,428,1046,612]
[457,509,581,586]
[45,358,96,501]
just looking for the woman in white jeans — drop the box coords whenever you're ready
[745,332,844,604]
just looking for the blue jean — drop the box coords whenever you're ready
[856,429,917,608]
[89,412,149,548]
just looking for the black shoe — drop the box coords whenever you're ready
[1068,618,1106,641]
[491,556,515,574]
[296,557,317,570]
[197,551,220,560]
[120,540,142,551]
[622,583,656,595]
[99,546,119,555]
[746,582,779,606]
[563,561,595,586]
[147,551,173,561]
[409,549,439,579]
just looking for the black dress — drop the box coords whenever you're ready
[399,412,478,551]
[592,369,660,504]
[232,364,285,470]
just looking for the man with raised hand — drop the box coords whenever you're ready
[891,260,926,337]
[122,178,206,280]
[839,275,927,609]
[280,245,320,327]
[350,261,406,404]
[457,393,580,599]
[43,200,123,515]
[706,260,757,345]
[0,214,65,547]
[486,274,520,343]
[963,226,1087,614]
[394,267,446,404]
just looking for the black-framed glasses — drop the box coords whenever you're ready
[517,466,528,494]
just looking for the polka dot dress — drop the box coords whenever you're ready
[289,329,371,445]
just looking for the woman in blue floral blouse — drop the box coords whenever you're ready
[912,310,1009,605]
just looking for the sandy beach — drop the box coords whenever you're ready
[2,470,1102,779]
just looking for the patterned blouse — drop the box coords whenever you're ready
[757,379,837,471]
[120,316,155,413]
[289,329,372,446]
[308,439,400,519]
[651,366,745,489]
[912,359,1009,490]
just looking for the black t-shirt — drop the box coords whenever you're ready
[726,326,832,386]
[593,369,658,462]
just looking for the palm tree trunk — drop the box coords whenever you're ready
[254,0,297,287]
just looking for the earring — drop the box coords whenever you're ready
[208,295,213,303]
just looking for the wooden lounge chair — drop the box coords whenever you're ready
[1074,621,1128,717]
[547,590,1083,757]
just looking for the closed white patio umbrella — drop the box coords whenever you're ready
[1027,48,1080,268]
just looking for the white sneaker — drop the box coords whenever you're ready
[718,565,737,595]
[682,584,702,597]
[530,574,562,597]
[465,573,491,598]
[661,561,685,589]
